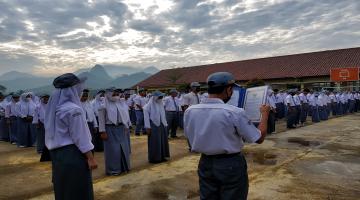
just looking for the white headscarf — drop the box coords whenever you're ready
[45,83,84,139]
[19,92,37,117]
[104,90,131,128]
[143,96,167,127]
[92,93,105,116]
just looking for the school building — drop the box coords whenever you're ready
[136,47,360,91]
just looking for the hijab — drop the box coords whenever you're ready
[143,96,167,127]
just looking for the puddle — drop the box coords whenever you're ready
[287,138,321,147]
[243,151,278,165]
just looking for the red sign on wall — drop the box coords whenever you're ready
[330,67,359,82]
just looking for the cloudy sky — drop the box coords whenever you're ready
[0,0,359,76]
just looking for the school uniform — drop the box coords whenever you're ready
[293,94,301,125]
[307,93,313,116]
[184,98,261,200]
[91,94,105,152]
[340,94,347,114]
[0,99,10,142]
[275,93,285,119]
[349,93,356,113]
[336,94,343,115]
[318,94,328,120]
[266,94,276,134]
[81,100,101,153]
[33,102,47,153]
[164,96,181,138]
[143,94,170,163]
[18,93,37,147]
[127,95,137,125]
[45,75,95,200]
[310,95,320,123]
[285,94,297,128]
[98,91,131,175]
[182,92,201,107]
[5,99,20,144]
[329,93,337,116]
[133,95,147,135]
[299,93,309,124]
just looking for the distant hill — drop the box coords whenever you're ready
[8,64,155,94]
[108,72,152,88]
[75,64,159,78]
[0,71,35,81]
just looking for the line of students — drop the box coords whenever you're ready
[265,88,360,132]
[0,92,50,155]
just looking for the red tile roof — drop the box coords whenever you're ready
[137,47,360,88]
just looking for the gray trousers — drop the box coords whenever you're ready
[166,111,179,137]
[198,153,248,200]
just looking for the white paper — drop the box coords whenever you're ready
[243,86,268,122]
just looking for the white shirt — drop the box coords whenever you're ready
[184,98,261,155]
[266,95,276,109]
[163,96,182,112]
[299,93,308,103]
[81,101,98,127]
[133,95,147,110]
[182,92,201,106]
[293,95,301,106]
[274,93,283,104]
[285,95,296,107]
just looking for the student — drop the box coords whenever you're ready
[33,94,49,154]
[143,91,170,163]
[329,92,337,116]
[80,89,100,152]
[184,72,270,200]
[45,73,97,200]
[91,90,105,152]
[182,82,202,111]
[98,88,131,176]
[5,94,20,144]
[133,89,147,136]
[18,92,37,147]
[293,91,301,126]
[299,89,310,126]
[285,90,297,129]
[311,93,321,123]
[164,89,181,138]
[266,89,276,134]
[0,93,10,142]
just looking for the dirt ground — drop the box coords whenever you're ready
[1,114,359,200]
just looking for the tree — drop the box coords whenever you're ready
[245,78,265,88]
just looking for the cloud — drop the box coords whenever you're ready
[0,0,359,76]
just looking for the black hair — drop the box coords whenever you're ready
[83,89,90,93]
[273,89,279,92]
[208,86,227,94]
[303,88,310,93]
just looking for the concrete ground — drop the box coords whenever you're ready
[0,114,359,200]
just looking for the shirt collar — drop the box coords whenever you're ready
[201,98,224,104]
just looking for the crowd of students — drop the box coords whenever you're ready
[265,88,360,133]
[0,84,358,175]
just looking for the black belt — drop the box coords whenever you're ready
[202,152,241,159]
[166,111,179,112]
[106,123,124,127]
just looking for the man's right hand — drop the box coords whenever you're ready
[87,157,98,170]
[260,105,271,114]
[100,132,108,140]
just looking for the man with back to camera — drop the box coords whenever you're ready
[184,72,270,200]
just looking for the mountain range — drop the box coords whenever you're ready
[0,65,159,93]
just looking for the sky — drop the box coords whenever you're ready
[0,0,359,76]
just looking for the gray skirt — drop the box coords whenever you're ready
[148,121,170,163]
[104,124,131,175]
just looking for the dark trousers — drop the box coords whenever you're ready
[166,111,179,137]
[295,105,301,125]
[300,104,309,123]
[50,145,94,200]
[287,107,297,128]
[267,110,276,134]
[88,121,103,152]
[198,153,248,200]
[135,110,145,135]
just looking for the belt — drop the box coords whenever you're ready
[106,123,124,127]
[202,152,241,159]
[166,111,179,112]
